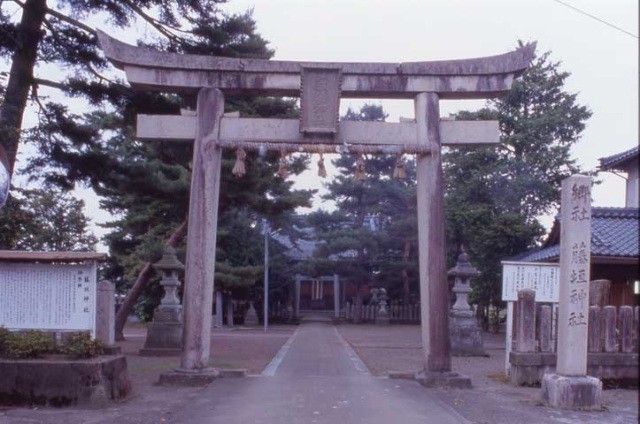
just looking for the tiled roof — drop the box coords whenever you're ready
[599,146,639,171]
[510,207,639,262]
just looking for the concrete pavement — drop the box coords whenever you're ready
[169,322,469,423]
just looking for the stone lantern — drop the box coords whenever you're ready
[375,288,390,325]
[140,246,185,356]
[447,249,485,356]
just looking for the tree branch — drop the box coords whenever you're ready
[45,5,97,36]
[118,0,180,45]
[33,77,65,91]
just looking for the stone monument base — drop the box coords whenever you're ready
[541,373,602,410]
[375,315,390,325]
[102,345,123,355]
[415,370,472,388]
[0,355,131,407]
[159,367,220,386]
[244,302,259,326]
[449,315,485,356]
[139,321,182,356]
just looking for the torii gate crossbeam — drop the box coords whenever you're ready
[98,31,534,387]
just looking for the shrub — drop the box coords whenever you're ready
[61,332,103,359]
[3,330,55,359]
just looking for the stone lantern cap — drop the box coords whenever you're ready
[153,246,185,272]
[447,251,480,278]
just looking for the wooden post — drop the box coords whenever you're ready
[180,88,224,371]
[505,301,514,373]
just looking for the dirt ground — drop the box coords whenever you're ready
[0,323,637,424]
[337,324,639,424]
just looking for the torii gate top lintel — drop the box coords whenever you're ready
[97,30,535,99]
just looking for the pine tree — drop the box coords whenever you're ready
[0,1,313,337]
[308,104,420,320]
[444,46,592,324]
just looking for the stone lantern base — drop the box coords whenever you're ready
[140,307,183,356]
[244,301,259,326]
[449,311,485,356]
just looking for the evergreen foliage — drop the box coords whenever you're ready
[0,187,97,251]
[307,104,420,315]
[444,46,592,318]
[0,1,313,326]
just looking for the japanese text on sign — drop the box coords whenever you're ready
[0,263,96,331]
[501,261,559,302]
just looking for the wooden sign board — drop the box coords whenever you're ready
[0,263,97,334]
[501,261,559,303]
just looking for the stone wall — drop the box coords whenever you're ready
[509,294,639,386]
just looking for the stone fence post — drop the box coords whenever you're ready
[515,289,536,353]
[96,280,120,354]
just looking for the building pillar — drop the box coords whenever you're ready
[295,274,301,318]
[333,274,340,318]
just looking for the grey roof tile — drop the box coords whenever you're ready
[598,146,639,170]
[510,207,639,262]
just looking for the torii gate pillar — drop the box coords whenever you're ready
[414,93,469,387]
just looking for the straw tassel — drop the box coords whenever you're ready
[277,149,289,178]
[393,154,406,179]
[354,154,366,180]
[317,153,327,178]
[232,148,247,177]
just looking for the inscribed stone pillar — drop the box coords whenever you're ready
[179,88,224,372]
[96,280,115,347]
[556,175,592,375]
[414,92,469,388]
[542,174,601,409]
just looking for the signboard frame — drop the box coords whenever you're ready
[501,260,560,374]
[0,261,98,336]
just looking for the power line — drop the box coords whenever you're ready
[550,0,638,39]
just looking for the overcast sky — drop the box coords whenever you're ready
[220,0,638,210]
[12,0,637,250]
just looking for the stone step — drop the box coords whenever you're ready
[298,309,335,322]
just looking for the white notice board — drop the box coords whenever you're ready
[0,262,96,333]
[501,261,559,302]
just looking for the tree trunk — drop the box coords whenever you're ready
[114,219,188,340]
[226,293,234,327]
[0,0,47,175]
[401,238,411,304]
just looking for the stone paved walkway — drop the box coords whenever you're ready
[167,322,468,423]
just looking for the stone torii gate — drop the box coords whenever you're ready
[98,31,534,386]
